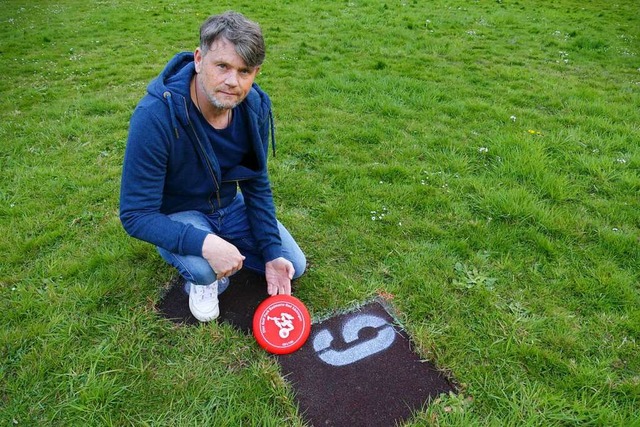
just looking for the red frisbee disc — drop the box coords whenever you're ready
[252,295,311,355]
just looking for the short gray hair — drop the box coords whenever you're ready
[199,11,265,68]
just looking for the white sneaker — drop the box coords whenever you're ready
[188,281,220,322]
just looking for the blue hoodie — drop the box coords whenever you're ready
[120,52,282,262]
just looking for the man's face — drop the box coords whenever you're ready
[194,38,260,110]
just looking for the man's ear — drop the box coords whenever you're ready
[194,47,202,73]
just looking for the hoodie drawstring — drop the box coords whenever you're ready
[269,108,276,157]
[163,91,180,139]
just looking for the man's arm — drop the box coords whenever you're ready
[120,105,209,257]
[239,177,294,293]
[240,88,294,293]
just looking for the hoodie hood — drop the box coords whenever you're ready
[149,51,194,98]
[147,52,194,130]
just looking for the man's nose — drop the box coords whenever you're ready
[224,70,239,87]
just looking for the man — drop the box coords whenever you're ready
[120,11,306,322]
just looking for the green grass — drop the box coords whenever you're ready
[1,0,639,425]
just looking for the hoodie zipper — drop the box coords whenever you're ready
[179,96,222,210]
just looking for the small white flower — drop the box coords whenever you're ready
[616,158,627,164]
[478,147,489,153]
[510,115,517,122]
[612,227,619,232]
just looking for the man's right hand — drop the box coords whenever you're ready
[202,234,245,279]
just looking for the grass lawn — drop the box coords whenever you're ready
[1,0,638,425]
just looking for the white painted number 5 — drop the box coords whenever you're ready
[312,314,396,366]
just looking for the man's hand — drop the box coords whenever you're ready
[265,257,295,296]
[202,234,245,279]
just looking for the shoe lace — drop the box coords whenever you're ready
[195,283,216,301]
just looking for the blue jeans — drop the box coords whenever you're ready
[157,193,306,292]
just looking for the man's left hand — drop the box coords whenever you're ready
[265,257,295,296]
